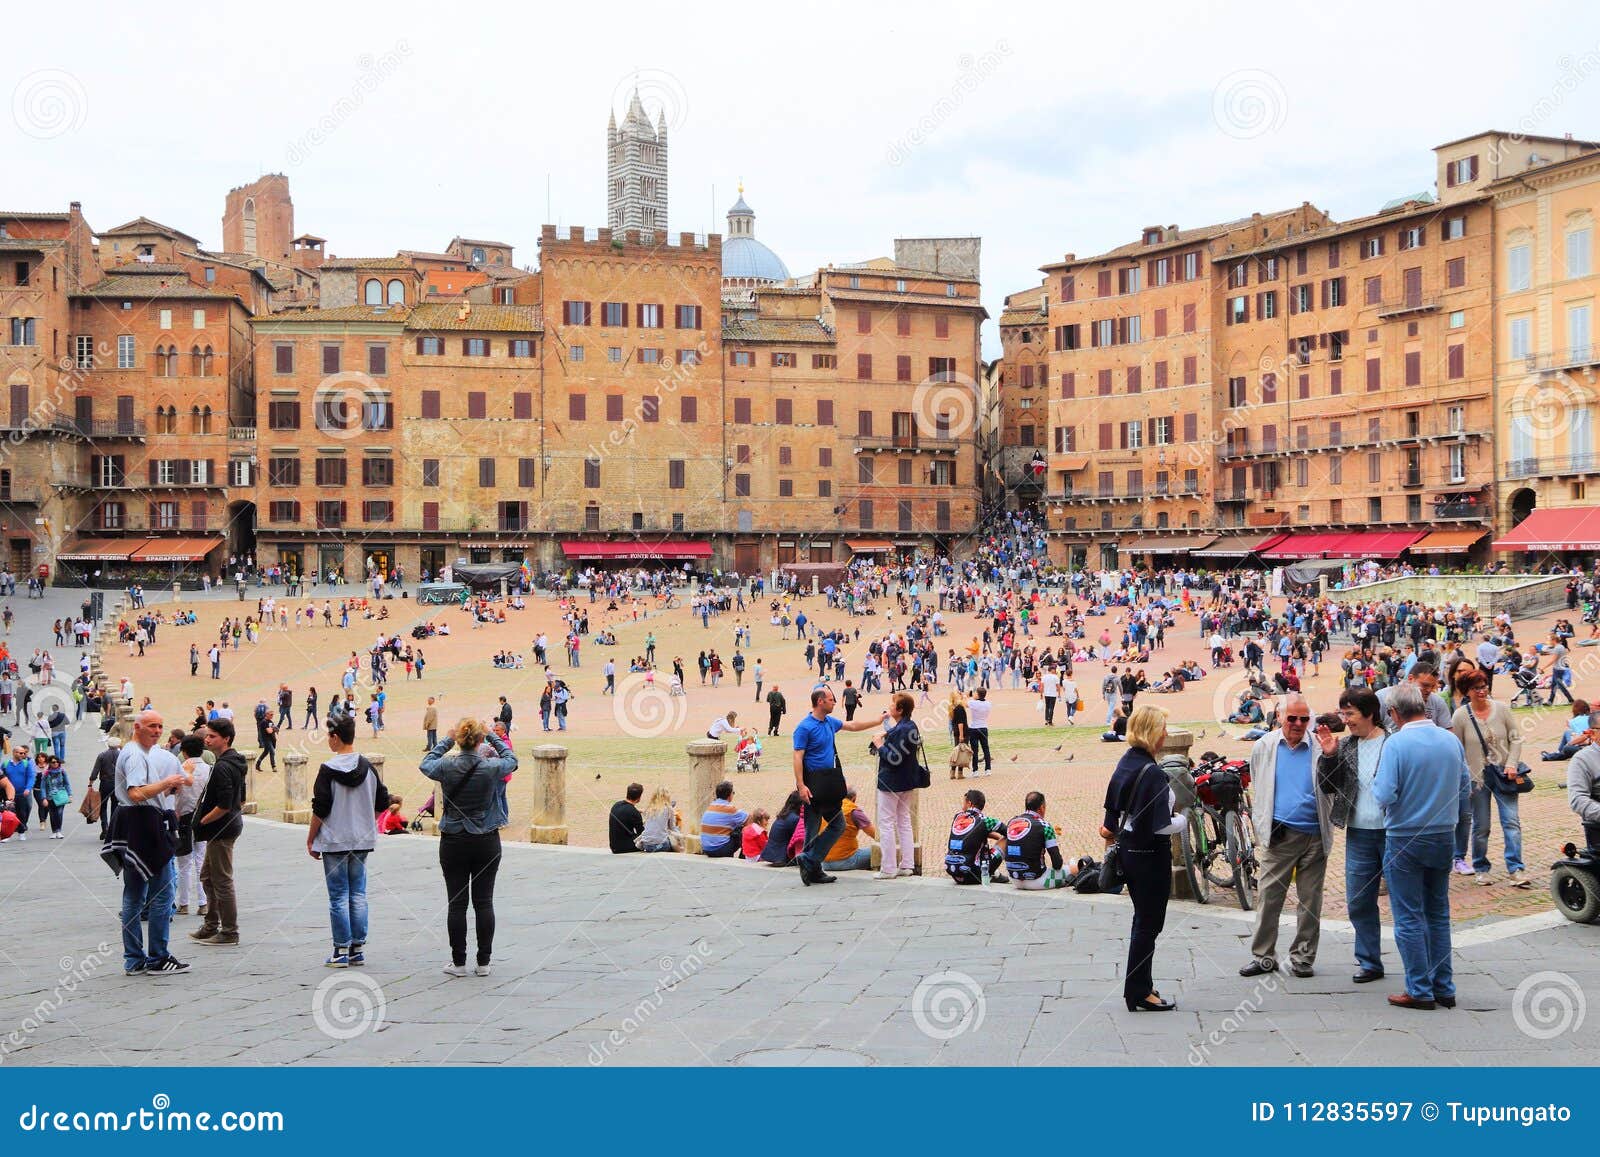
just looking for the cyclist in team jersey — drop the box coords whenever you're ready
[944,788,1006,884]
[1004,791,1071,889]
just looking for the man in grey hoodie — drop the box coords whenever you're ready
[307,714,391,968]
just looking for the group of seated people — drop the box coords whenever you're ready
[470,600,508,624]
[942,788,1103,891]
[607,780,878,870]
[594,629,617,645]
[1148,661,1206,692]
[491,651,526,669]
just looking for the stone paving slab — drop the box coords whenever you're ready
[1,812,1597,1067]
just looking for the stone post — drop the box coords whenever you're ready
[282,752,310,824]
[683,739,728,854]
[527,744,568,844]
[1159,728,1196,899]
[238,749,258,815]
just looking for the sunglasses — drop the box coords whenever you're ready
[1284,714,1311,723]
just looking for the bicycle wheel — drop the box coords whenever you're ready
[1225,809,1258,911]
[1182,809,1210,904]
[1200,805,1236,890]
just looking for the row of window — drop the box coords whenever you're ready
[1507,302,1593,361]
[271,339,535,377]
[92,500,209,532]
[850,310,953,339]
[1506,226,1593,291]
[561,302,703,329]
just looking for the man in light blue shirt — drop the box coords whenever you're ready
[1241,695,1333,979]
[1372,684,1472,1010]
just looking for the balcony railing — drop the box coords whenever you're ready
[851,433,959,454]
[1376,297,1439,319]
[1050,487,1145,504]
[1434,500,1490,521]
[1220,422,1477,460]
[229,426,257,442]
[1504,453,1600,479]
[1517,346,1600,373]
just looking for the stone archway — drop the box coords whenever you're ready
[1508,487,1537,529]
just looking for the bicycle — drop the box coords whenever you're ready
[1181,752,1261,910]
[657,593,682,610]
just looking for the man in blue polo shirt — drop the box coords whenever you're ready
[1240,693,1333,979]
[792,686,884,886]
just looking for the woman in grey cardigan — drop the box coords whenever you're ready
[1449,670,1527,887]
[420,718,518,975]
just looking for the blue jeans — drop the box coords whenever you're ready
[51,733,66,761]
[1383,829,1454,1000]
[322,851,370,948]
[828,847,874,871]
[1344,827,1386,975]
[1452,792,1471,859]
[120,859,176,971]
[1469,785,1523,874]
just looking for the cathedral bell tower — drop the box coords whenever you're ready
[607,90,669,234]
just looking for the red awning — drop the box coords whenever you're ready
[128,536,225,563]
[1321,530,1425,559]
[57,537,138,562]
[560,540,713,561]
[1259,533,1354,560]
[1493,506,1600,551]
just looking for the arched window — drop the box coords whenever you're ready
[164,346,178,377]
[191,345,203,377]
[190,404,202,433]
[364,278,382,305]
[242,197,257,255]
[386,279,404,305]
[152,345,166,377]
[202,345,214,377]
[198,405,212,435]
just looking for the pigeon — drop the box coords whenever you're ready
[1065,753,1075,762]
[1196,728,1206,738]
[1053,744,1063,751]
[594,773,601,780]
[1010,754,1019,762]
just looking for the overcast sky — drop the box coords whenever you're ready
[7,0,1600,357]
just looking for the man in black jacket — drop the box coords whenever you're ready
[91,736,122,839]
[609,783,645,853]
[192,718,247,947]
[766,686,786,736]
[496,696,513,729]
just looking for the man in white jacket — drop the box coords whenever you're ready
[1239,694,1335,980]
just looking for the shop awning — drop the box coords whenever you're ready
[1192,532,1289,559]
[1493,506,1600,551]
[846,539,895,553]
[1325,530,1425,559]
[1118,535,1219,554]
[560,540,713,561]
[1260,533,1356,560]
[1409,528,1489,555]
[1051,455,1090,472]
[57,538,138,562]
[128,536,225,563]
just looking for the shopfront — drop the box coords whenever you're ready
[560,540,714,570]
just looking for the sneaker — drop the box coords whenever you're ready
[176,905,189,916]
[197,904,208,917]
[200,933,239,946]
[325,951,351,968]
[348,946,365,966]
[17,833,24,841]
[125,961,147,976]
[874,870,898,880]
[442,963,470,977]
[1475,872,1493,886]
[896,868,914,877]
[189,928,218,942]
[146,956,191,975]
[474,963,492,977]
[1452,858,1474,875]
[1508,869,1532,889]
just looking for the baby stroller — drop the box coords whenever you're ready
[1215,644,1236,667]
[734,734,763,773]
[1509,665,1542,708]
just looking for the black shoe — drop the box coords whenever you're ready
[1127,997,1177,1012]
[1239,959,1277,978]
[1436,994,1457,1009]
[145,955,191,975]
[1290,965,1315,978]
[813,871,837,884]
[1352,969,1385,984]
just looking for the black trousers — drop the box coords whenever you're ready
[439,830,502,966]
[968,727,992,770]
[1122,844,1170,1006]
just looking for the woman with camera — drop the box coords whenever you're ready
[1449,670,1527,888]
[420,718,519,975]
[1100,704,1185,1012]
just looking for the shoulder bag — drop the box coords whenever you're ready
[1464,707,1534,795]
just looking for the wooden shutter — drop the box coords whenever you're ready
[1448,344,1464,379]
[514,392,532,419]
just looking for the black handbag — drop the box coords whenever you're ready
[1465,708,1535,795]
[1099,840,1125,890]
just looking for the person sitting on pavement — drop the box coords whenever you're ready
[637,786,682,853]
[698,780,748,859]
[608,782,645,853]
[756,792,804,866]
[741,808,771,860]
[944,788,1006,884]
[1004,791,1072,889]
[819,786,876,871]
[1542,700,1594,761]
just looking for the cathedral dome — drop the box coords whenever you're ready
[723,235,790,283]
[720,187,789,285]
